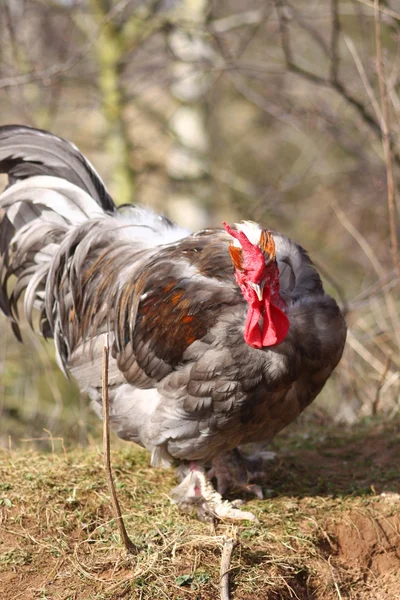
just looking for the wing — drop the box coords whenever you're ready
[116,231,245,382]
[57,228,244,385]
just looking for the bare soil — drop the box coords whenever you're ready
[0,415,399,599]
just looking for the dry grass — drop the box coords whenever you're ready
[0,416,399,599]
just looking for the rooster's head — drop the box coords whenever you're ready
[223,221,290,349]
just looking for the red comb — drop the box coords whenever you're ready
[223,221,289,348]
[223,222,254,253]
[223,222,265,281]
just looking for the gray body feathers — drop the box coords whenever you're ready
[0,125,347,467]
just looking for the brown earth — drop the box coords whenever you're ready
[0,416,399,599]
[327,505,400,600]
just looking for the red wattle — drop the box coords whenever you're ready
[244,306,263,349]
[262,302,290,346]
[244,298,290,349]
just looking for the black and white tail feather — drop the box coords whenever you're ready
[0,125,189,354]
[0,125,115,213]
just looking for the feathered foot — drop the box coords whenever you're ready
[208,448,276,500]
[170,463,258,522]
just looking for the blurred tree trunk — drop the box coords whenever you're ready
[166,0,212,228]
[90,0,136,205]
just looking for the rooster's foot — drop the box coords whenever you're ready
[171,464,258,522]
[208,448,276,500]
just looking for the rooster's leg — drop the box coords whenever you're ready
[170,463,258,522]
[208,448,276,500]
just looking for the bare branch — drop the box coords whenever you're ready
[210,9,266,33]
[332,200,400,349]
[234,7,273,61]
[331,200,384,279]
[331,79,384,139]
[287,1,331,57]
[275,0,295,67]
[274,0,400,165]
[228,73,300,130]
[343,34,383,127]
[330,0,341,83]
[102,334,136,555]
[220,537,236,600]
[346,329,397,380]
[372,353,392,415]
[0,0,135,90]
[356,0,400,21]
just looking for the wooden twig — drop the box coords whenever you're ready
[331,200,400,351]
[102,333,136,554]
[331,200,383,277]
[220,537,237,600]
[346,329,396,380]
[274,0,400,166]
[329,0,341,83]
[343,34,383,127]
[0,0,134,90]
[287,2,331,57]
[356,0,400,22]
[372,353,391,415]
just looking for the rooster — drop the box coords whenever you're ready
[0,125,346,521]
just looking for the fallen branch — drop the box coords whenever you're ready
[220,537,237,600]
[102,333,136,554]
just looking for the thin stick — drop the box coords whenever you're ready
[346,329,396,378]
[356,0,400,22]
[372,353,391,415]
[329,0,341,83]
[343,34,383,126]
[102,333,136,554]
[220,537,236,600]
[331,200,400,351]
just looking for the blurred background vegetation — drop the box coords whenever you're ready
[1,0,400,449]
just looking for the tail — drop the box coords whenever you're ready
[0,125,117,341]
[0,125,116,213]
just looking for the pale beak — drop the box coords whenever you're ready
[249,282,263,301]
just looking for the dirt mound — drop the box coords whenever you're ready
[329,501,400,599]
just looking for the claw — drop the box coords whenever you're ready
[211,502,258,522]
[171,465,258,522]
